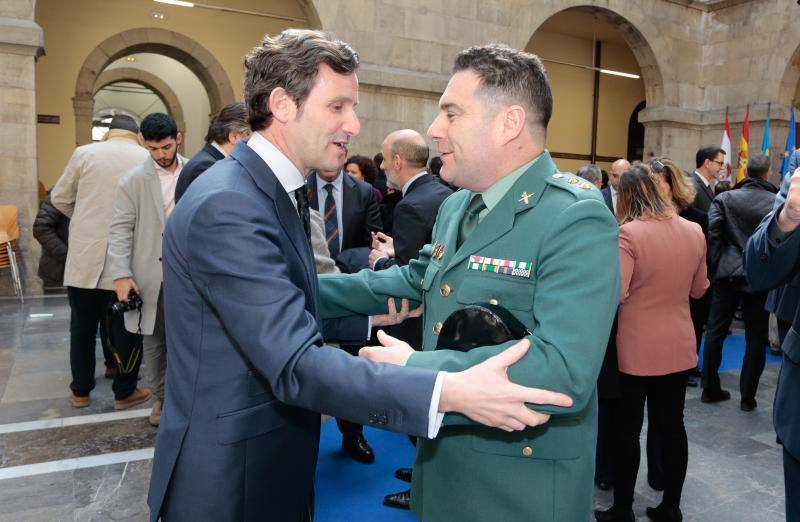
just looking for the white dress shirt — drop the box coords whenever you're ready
[154,155,184,219]
[247,132,445,438]
[315,171,345,251]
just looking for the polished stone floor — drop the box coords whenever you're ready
[0,295,787,521]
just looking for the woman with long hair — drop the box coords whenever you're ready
[595,165,709,522]
[345,155,383,203]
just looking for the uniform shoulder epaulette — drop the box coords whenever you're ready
[545,172,595,196]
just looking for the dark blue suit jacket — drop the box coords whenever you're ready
[744,207,800,460]
[174,142,226,204]
[148,142,437,521]
[308,172,382,273]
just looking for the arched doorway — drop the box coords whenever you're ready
[72,28,235,146]
[523,6,660,173]
[93,67,186,141]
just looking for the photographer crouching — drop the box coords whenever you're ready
[108,113,188,427]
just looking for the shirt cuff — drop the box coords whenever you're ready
[371,255,389,270]
[426,371,447,439]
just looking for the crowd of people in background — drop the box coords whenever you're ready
[30,38,800,521]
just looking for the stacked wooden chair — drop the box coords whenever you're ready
[0,205,23,303]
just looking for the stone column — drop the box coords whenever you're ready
[0,7,45,297]
[639,106,704,171]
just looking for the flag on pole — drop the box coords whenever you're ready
[736,107,750,183]
[761,106,771,156]
[720,109,732,181]
[781,107,797,179]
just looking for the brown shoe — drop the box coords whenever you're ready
[114,388,151,411]
[104,367,115,379]
[68,393,90,408]
[149,399,163,427]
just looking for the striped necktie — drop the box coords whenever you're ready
[323,183,340,256]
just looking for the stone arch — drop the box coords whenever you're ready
[777,41,800,109]
[513,2,665,108]
[73,28,235,145]
[93,67,186,135]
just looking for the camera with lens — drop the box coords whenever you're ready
[111,290,143,314]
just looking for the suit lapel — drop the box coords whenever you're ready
[144,160,166,229]
[230,143,317,296]
[444,152,557,274]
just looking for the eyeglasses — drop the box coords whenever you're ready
[710,160,725,167]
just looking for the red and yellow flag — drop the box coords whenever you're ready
[736,108,750,183]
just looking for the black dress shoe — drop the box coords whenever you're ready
[646,505,683,521]
[342,434,375,464]
[394,467,412,483]
[383,489,411,510]
[594,505,635,521]
[700,388,731,403]
[686,377,698,388]
[740,398,757,412]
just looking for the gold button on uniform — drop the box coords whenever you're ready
[440,284,451,297]
[522,446,533,457]
[433,322,443,335]
[489,298,499,305]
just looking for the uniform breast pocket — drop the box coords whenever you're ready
[456,274,534,312]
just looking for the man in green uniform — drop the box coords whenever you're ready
[319,44,620,521]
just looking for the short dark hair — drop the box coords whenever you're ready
[109,115,139,133]
[345,155,378,185]
[453,44,552,133]
[695,144,725,168]
[205,102,250,144]
[746,153,771,178]
[576,164,602,185]
[140,113,178,142]
[429,156,443,176]
[391,137,429,169]
[244,29,359,131]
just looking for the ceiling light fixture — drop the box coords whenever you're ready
[153,0,307,23]
[541,58,640,80]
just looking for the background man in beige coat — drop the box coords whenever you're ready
[108,113,187,427]
[51,115,151,410]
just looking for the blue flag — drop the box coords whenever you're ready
[781,108,797,179]
[761,112,771,156]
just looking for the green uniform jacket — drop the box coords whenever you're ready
[319,151,620,521]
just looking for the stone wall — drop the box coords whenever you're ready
[0,1,44,296]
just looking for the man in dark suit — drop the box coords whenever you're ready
[689,144,725,214]
[685,144,726,387]
[600,158,629,214]
[308,167,383,274]
[744,165,800,522]
[173,102,250,204]
[147,30,567,521]
[308,164,385,462]
[368,129,453,509]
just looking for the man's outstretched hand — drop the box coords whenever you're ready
[438,340,573,432]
